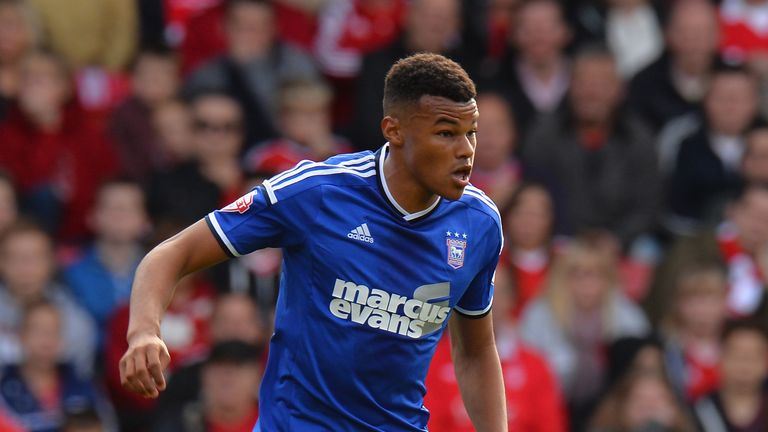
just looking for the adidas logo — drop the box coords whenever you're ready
[347,223,374,243]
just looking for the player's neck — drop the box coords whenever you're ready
[382,155,439,214]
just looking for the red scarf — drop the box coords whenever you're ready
[717,223,765,316]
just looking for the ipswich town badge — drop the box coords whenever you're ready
[446,238,467,269]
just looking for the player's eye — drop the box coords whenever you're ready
[467,130,477,138]
[437,131,454,138]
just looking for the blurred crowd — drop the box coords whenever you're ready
[1,0,768,431]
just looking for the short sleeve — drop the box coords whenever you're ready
[205,185,307,257]
[455,231,502,319]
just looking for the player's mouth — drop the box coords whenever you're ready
[451,166,472,187]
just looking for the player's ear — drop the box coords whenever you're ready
[381,115,404,147]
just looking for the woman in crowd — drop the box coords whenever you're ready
[590,371,695,432]
[520,232,650,428]
[501,182,556,318]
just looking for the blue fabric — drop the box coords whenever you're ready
[63,247,139,346]
[210,146,502,431]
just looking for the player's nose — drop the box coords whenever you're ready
[455,134,474,159]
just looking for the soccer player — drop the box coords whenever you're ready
[120,53,507,431]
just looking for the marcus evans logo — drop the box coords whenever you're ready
[348,223,374,243]
[329,279,451,339]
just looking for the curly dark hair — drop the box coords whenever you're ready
[383,53,476,114]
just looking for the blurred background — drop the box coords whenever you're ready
[1,0,768,430]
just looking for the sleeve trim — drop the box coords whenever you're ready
[205,213,241,257]
[262,179,278,205]
[454,301,493,319]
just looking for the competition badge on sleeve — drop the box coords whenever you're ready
[221,190,256,214]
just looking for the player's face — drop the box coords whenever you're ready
[400,96,478,201]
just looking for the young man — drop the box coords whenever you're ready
[120,53,507,431]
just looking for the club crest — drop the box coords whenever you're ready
[446,238,467,269]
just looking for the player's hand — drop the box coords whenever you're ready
[119,333,171,399]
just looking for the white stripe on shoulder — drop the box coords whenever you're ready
[269,158,375,188]
[463,188,501,219]
[462,188,504,252]
[262,179,278,205]
[455,299,493,317]
[338,154,375,167]
[269,159,314,185]
[271,166,375,192]
[207,212,242,257]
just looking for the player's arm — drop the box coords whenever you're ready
[119,219,229,398]
[449,312,507,432]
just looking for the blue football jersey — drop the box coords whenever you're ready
[205,144,502,431]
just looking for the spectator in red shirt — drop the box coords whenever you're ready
[0,50,118,242]
[424,263,568,432]
[104,273,216,431]
[244,79,352,175]
[109,45,181,183]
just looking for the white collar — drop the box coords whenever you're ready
[378,143,442,221]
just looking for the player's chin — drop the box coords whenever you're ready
[438,183,467,201]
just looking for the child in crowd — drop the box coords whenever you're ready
[660,262,729,401]
[0,222,96,377]
[0,301,111,432]
[244,79,352,175]
[63,178,149,348]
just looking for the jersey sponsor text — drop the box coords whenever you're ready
[329,278,451,339]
